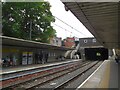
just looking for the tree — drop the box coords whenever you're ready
[2,2,56,43]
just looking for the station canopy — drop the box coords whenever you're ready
[61,1,120,49]
[1,36,74,51]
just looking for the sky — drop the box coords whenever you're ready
[1,0,94,39]
[46,0,94,39]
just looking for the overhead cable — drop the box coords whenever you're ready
[53,23,80,38]
[54,16,87,36]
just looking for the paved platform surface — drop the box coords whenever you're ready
[109,60,119,88]
[0,59,81,75]
[77,59,119,89]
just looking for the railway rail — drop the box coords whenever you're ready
[54,61,102,89]
[15,61,91,89]
[1,60,103,90]
[33,61,102,89]
[1,60,84,89]
[1,60,80,81]
[8,61,101,89]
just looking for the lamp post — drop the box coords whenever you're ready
[29,20,32,40]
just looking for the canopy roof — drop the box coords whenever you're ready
[1,36,74,51]
[62,1,119,49]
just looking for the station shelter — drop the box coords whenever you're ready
[1,36,73,67]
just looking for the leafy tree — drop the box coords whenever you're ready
[2,2,56,43]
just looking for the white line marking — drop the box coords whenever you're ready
[76,60,107,89]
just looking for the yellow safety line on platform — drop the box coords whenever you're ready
[98,60,110,88]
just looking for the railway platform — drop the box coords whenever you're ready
[0,59,81,75]
[77,59,119,89]
[1,58,119,89]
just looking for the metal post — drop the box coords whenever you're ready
[30,20,32,40]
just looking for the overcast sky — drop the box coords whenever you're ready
[2,0,94,39]
[46,0,94,39]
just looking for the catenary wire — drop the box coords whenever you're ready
[54,16,87,36]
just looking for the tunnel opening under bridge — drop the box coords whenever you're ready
[85,48,108,61]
